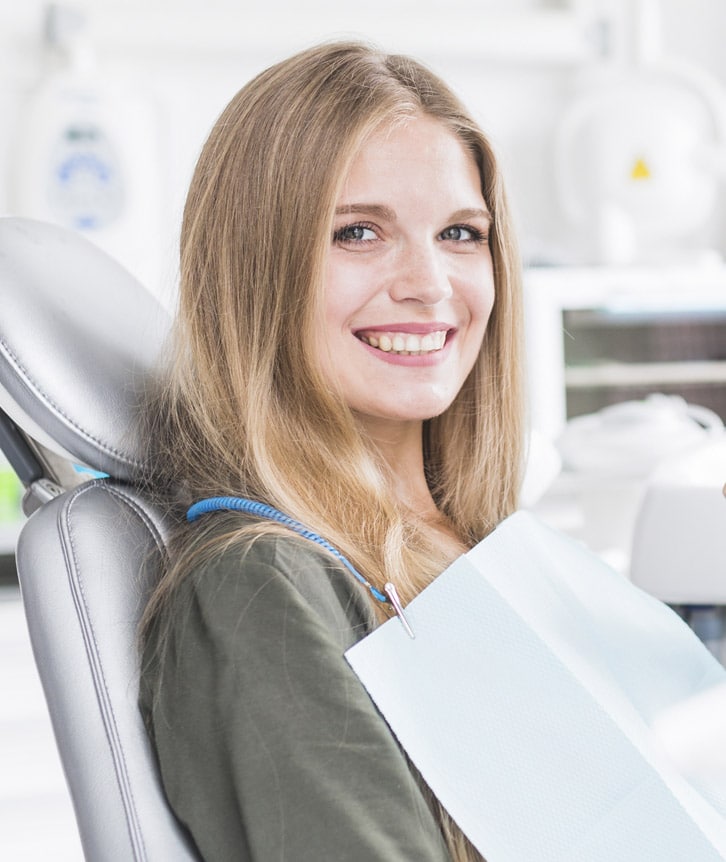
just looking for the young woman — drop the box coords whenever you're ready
[140,41,524,861]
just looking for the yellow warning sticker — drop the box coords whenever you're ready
[631,157,651,180]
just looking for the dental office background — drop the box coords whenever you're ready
[1,0,726,857]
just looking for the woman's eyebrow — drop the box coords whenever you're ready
[334,204,397,221]
[334,204,492,224]
[335,203,492,228]
[450,207,491,224]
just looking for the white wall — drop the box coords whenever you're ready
[1,0,726,299]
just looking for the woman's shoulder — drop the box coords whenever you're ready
[174,522,377,647]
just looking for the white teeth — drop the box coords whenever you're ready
[359,330,448,355]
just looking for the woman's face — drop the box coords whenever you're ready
[319,115,495,437]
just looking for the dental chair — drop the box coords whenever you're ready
[0,217,200,860]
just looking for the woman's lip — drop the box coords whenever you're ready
[353,322,455,336]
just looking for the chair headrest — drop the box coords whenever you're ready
[0,218,171,482]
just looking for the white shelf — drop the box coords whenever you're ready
[566,360,726,389]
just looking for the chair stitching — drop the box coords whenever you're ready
[61,481,162,861]
[0,336,142,469]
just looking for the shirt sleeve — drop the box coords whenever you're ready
[144,536,451,862]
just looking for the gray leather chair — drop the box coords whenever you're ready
[0,217,200,860]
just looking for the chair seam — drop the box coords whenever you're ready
[0,336,141,469]
[60,481,161,861]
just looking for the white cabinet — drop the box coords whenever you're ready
[524,265,726,440]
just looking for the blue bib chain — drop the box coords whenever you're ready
[187,496,389,601]
[187,496,415,638]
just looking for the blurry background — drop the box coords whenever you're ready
[2,0,726,296]
[1,0,726,857]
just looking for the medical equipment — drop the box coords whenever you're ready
[9,5,163,292]
[555,0,726,265]
[556,394,723,562]
[631,436,726,603]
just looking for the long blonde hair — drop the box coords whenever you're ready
[145,41,524,862]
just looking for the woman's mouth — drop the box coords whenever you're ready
[356,329,448,356]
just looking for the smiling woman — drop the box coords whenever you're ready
[140,41,524,862]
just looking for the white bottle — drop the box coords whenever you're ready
[9,4,163,294]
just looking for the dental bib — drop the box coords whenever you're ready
[346,512,726,861]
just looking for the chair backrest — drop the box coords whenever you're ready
[0,217,200,861]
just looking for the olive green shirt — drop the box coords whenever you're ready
[140,531,450,861]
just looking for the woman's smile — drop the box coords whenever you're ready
[355,325,451,357]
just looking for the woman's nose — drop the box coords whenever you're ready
[388,243,453,305]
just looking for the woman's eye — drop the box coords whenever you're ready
[333,224,377,243]
[440,224,487,243]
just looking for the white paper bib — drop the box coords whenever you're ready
[346,512,726,861]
